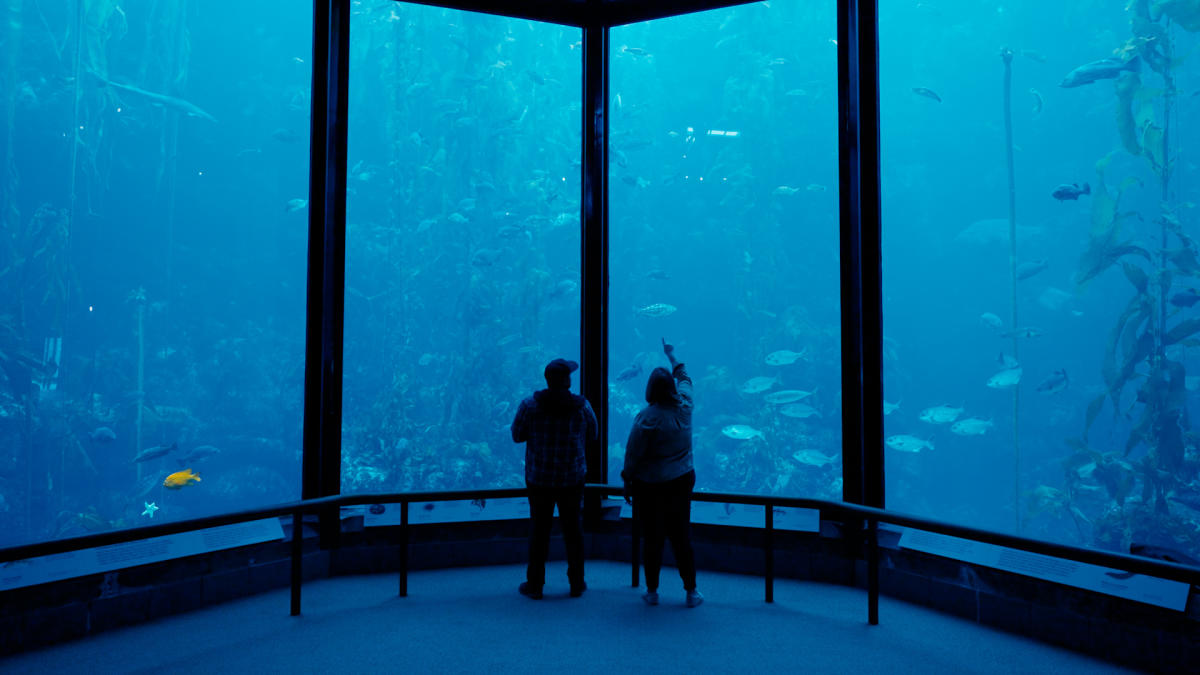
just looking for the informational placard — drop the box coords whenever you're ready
[0,518,284,592]
[359,498,532,527]
[899,529,1190,611]
[619,501,819,532]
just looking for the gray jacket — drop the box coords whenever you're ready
[622,364,694,483]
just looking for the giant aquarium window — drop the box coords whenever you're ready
[881,0,1200,560]
[343,3,582,492]
[608,1,841,498]
[0,2,310,546]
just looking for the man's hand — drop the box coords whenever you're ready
[623,484,633,505]
[662,337,677,365]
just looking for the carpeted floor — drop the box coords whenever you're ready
[0,561,1133,674]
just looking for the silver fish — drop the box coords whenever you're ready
[987,367,1023,389]
[722,424,763,440]
[764,389,816,404]
[792,450,837,467]
[636,303,677,318]
[1036,369,1069,395]
[919,405,963,425]
[740,376,778,394]
[950,418,993,436]
[765,349,805,366]
[1060,56,1139,88]
[886,435,933,453]
[778,403,820,419]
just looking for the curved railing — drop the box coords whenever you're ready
[2,486,1198,624]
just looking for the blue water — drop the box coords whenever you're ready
[1,0,1198,564]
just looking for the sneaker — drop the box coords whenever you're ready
[519,582,543,600]
[686,589,704,608]
[642,590,659,606]
[570,581,587,598]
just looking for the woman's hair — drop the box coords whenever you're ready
[644,367,678,405]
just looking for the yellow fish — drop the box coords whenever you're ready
[163,468,201,489]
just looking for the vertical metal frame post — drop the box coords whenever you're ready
[302,0,350,546]
[838,0,883,624]
[581,23,610,490]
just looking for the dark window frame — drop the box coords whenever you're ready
[302,0,883,524]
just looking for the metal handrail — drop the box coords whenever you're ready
[2,485,1197,622]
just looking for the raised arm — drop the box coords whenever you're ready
[663,338,692,408]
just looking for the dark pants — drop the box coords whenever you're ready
[635,470,697,592]
[526,482,585,588]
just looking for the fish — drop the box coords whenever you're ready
[88,427,116,443]
[616,362,642,382]
[792,450,837,467]
[764,349,805,366]
[270,128,300,143]
[133,442,177,463]
[177,445,221,465]
[1035,369,1069,395]
[779,403,821,419]
[550,280,578,297]
[1021,49,1047,63]
[286,198,308,212]
[1029,88,1043,115]
[636,303,677,318]
[883,400,900,415]
[980,312,1003,330]
[773,186,801,195]
[1051,183,1090,200]
[448,212,469,224]
[886,435,933,453]
[740,376,778,394]
[101,78,218,122]
[1038,287,1072,311]
[1016,259,1049,280]
[163,468,201,489]
[997,353,1019,369]
[471,248,503,266]
[912,87,941,102]
[987,367,1023,389]
[646,269,671,281]
[919,405,963,425]
[722,424,763,440]
[1060,56,1139,88]
[764,389,817,404]
[1170,288,1200,307]
[1000,327,1043,338]
[957,219,1045,246]
[951,418,993,436]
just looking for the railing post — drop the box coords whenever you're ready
[868,518,879,624]
[399,500,409,597]
[765,503,774,603]
[631,502,640,588]
[290,510,302,616]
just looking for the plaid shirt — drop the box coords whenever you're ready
[511,390,597,486]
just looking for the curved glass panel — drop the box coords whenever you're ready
[343,2,582,493]
[0,3,310,546]
[609,1,841,498]
[882,1,1200,558]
